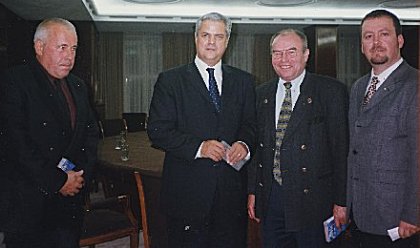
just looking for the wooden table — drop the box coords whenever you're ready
[97,131,164,177]
[97,131,262,248]
[97,131,168,247]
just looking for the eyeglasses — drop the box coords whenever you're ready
[272,48,298,59]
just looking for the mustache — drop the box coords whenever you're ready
[370,45,385,52]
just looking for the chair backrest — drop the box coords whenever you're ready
[101,118,127,137]
[133,171,151,248]
[123,113,147,132]
[98,120,105,140]
[80,168,139,248]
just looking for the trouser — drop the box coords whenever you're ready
[166,181,247,247]
[351,221,419,248]
[262,182,338,248]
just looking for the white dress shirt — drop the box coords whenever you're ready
[195,56,223,94]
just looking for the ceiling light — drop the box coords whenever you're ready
[380,0,420,8]
[122,0,180,3]
[257,0,316,7]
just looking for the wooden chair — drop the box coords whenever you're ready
[79,169,139,248]
[97,120,105,140]
[122,113,147,132]
[133,171,151,248]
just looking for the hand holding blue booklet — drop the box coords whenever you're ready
[323,216,347,242]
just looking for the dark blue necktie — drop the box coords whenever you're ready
[206,68,221,112]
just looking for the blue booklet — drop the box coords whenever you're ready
[57,157,76,172]
[323,216,347,243]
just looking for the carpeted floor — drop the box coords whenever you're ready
[81,232,145,248]
[0,231,144,248]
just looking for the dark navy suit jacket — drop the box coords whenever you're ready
[249,72,349,231]
[147,62,256,219]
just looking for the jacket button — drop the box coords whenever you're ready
[353,150,358,155]
[259,143,264,147]
[302,167,307,173]
[43,122,48,127]
[300,144,307,150]
[258,163,263,168]
[49,147,54,151]
[258,183,264,187]
[303,188,310,194]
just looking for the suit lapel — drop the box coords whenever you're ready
[265,80,278,146]
[355,75,370,113]
[282,74,312,143]
[220,65,236,113]
[362,62,407,111]
[185,63,238,114]
[29,62,69,128]
[185,63,215,110]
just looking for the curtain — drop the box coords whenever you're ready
[162,32,195,70]
[253,34,276,85]
[95,32,123,119]
[336,26,364,89]
[97,31,295,116]
[224,34,254,73]
[123,33,163,114]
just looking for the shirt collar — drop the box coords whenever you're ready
[371,58,403,83]
[278,70,306,89]
[194,56,222,72]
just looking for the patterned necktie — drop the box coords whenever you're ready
[273,82,292,185]
[206,68,221,112]
[363,76,379,106]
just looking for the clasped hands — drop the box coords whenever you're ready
[201,140,247,165]
[59,170,85,196]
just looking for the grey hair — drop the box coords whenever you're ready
[195,12,232,39]
[33,18,77,43]
[270,28,308,53]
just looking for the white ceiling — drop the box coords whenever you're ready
[1,0,419,32]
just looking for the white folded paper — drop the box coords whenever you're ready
[221,140,246,171]
[387,227,400,241]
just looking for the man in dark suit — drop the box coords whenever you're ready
[247,29,348,248]
[147,12,256,247]
[347,9,419,248]
[0,18,98,248]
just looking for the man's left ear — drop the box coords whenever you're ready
[304,48,310,62]
[397,34,404,49]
